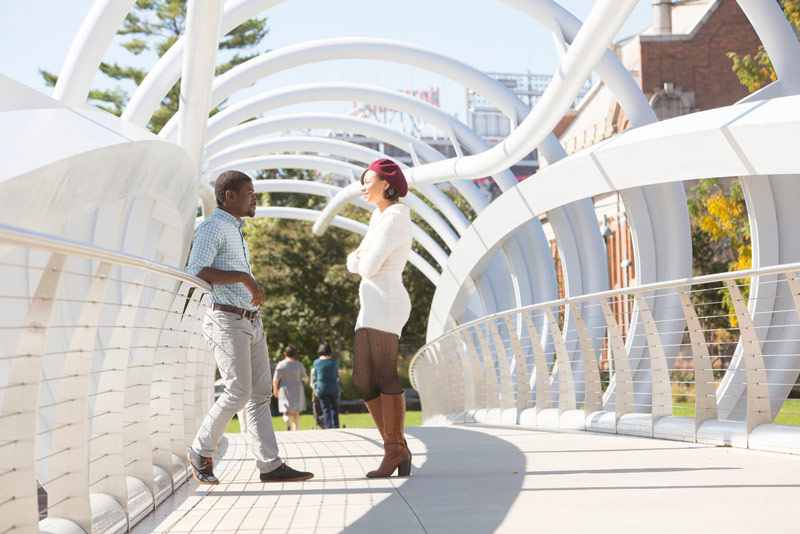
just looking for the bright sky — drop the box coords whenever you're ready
[1,1,654,122]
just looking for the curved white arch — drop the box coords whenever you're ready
[156,32,618,337]
[493,0,691,412]
[158,2,635,184]
[708,0,800,420]
[205,135,463,246]
[426,93,800,411]
[123,0,289,126]
[253,206,439,284]
[121,11,635,358]
[220,154,449,268]
[198,81,550,320]
[737,0,800,96]
[204,111,476,232]
[68,0,653,407]
[52,0,137,105]
[251,178,343,198]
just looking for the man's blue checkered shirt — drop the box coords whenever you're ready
[186,208,257,311]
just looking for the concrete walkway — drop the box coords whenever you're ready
[133,425,800,533]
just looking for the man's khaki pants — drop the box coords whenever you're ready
[192,310,281,473]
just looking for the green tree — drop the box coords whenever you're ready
[687,178,750,348]
[727,1,800,92]
[41,0,267,132]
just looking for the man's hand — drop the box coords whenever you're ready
[242,274,266,307]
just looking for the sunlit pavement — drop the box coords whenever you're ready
[132,425,800,533]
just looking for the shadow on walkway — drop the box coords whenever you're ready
[345,425,526,533]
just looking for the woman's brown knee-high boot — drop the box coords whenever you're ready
[365,397,385,439]
[365,395,411,476]
[367,393,411,477]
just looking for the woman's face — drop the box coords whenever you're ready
[361,170,388,205]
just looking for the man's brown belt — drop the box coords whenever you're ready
[210,303,258,320]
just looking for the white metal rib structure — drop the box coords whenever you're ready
[3,1,800,533]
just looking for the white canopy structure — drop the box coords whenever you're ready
[2,1,800,533]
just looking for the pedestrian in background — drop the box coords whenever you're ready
[312,342,341,429]
[273,345,308,431]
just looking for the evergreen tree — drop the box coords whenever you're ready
[41,0,267,132]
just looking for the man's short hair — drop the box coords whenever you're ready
[215,170,252,207]
[317,342,332,356]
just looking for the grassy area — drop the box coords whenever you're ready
[226,411,422,433]
[671,399,800,425]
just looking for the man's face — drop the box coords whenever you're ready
[228,181,257,218]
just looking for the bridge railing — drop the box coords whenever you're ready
[0,223,214,534]
[410,263,800,454]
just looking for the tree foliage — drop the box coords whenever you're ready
[688,178,751,334]
[40,0,267,132]
[688,179,751,274]
[727,1,800,92]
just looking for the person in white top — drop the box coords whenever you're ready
[346,159,413,478]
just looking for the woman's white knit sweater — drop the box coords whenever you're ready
[346,203,413,336]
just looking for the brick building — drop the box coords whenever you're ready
[547,0,764,301]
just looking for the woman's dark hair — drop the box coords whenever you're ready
[317,342,332,356]
[361,168,399,202]
[284,345,297,359]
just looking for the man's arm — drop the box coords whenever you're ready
[195,267,266,307]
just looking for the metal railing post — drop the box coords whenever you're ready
[544,308,576,413]
[601,299,634,418]
[503,314,533,411]
[725,280,772,435]
[461,331,488,415]
[569,302,603,416]
[676,286,718,431]
[0,253,65,533]
[46,262,111,530]
[473,324,501,413]
[522,310,553,414]
[634,293,673,425]
[488,320,517,414]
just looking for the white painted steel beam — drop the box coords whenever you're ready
[177,0,224,216]
[198,84,540,321]
[52,0,137,105]
[149,35,557,324]
[205,136,461,248]
[204,112,473,232]
[215,155,448,268]
[122,0,290,126]
[714,1,800,421]
[253,206,439,284]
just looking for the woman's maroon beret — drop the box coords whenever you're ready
[368,158,408,198]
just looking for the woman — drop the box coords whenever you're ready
[272,345,308,431]
[346,158,413,478]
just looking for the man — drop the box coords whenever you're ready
[185,170,313,484]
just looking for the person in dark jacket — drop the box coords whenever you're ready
[312,342,340,429]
